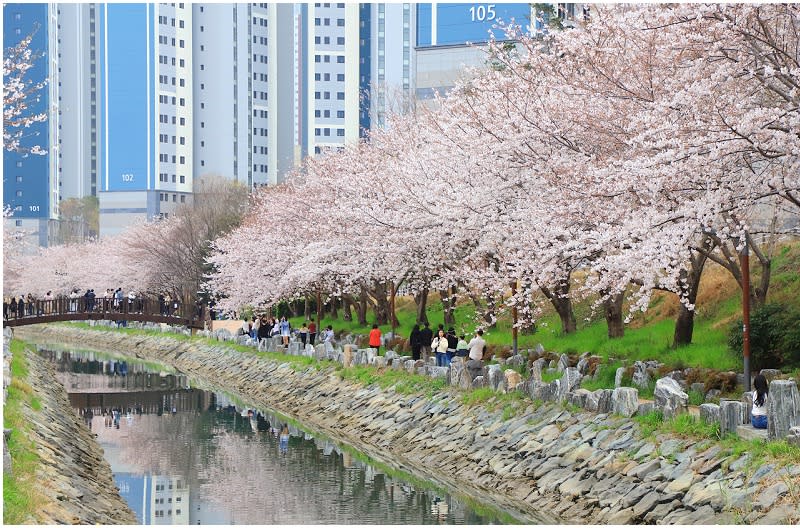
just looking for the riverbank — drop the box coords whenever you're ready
[2,331,136,524]
[15,325,800,524]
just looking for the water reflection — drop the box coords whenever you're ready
[39,347,503,525]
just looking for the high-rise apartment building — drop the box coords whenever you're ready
[301,3,360,157]
[57,4,98,201]
[193,3,294,189]
[367,3,414,129]
[3,3,60,247]
[90,3,193,236]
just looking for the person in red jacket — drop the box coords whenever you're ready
[369,323,382,353]
[308,319,317,345]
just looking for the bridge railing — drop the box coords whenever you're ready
[3,295,205,328]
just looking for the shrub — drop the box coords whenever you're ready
[728,303,800,370]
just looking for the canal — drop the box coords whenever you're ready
[39,346,514,524]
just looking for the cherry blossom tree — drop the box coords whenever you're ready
[3,26,47,155]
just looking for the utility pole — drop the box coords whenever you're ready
[511,281,518,356]
[740,235,751,392]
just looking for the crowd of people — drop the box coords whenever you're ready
[240,315,336,349]
[2,289,192,321]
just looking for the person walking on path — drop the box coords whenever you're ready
[299,321,309,346]
[369,324,382,354]
[308,319,317,345]
[446,327,458,366]
[467,329,486,363]
[280,317,291,347]
[432,329,449,367]
[751,373,769,429]
[251,316,261,340]
[419,323,433,363]
[409,324,422,361]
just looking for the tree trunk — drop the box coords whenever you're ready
[540,272,576,335]
[357,287,369,326]
[602,290,625,339]
[672,247,709,347]
[304,296,311,319]
[316,290,323,326]
[330,296,338,319]
[341,295,353,322]
[414,289,429,325]
[440,287,456,327]
[373,281,390,325]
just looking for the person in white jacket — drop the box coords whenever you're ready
[432,329,449,367]
[467,329,486,362]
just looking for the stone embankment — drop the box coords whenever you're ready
[16,325,800,525]
[3,330,136,524]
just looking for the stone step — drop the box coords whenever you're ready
[736,425,767,441]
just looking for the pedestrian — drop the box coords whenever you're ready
[456,335,469,357]
[257,315,270,342]
[369,323,382,353]
[467,329,486,363]
[9,296,17,318]
[409,324,422,361]
[241,318,251,337]
[69,289,79,312]
[280,316,290,347]
[127,290,136,313]
[44,290,54,314]
[17,295,25,318]
[104,289,112,311]
[308,318,317,345]
[432,329,449,367]
[3,296,9,320]
[299,321,309,346]
[751,373,768,429]
[446,327,458,366]
[158,292,166,315]
[88,289,96,312]
[251,316,261,340]
[324,325,335,343]
[26,293,34,315]
[271,318,280,338]
[419,322,433,363]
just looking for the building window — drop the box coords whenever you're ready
[15,220,22,227]
[337,128,344,136]
[337,92,344,100]
[315,110,321,117]
[16,176,23,183]
[314,91,320,99]
[324,18,330,25]
[323,128,330,136]
[315,128,320,136]
[337,18,345,26]
[314,17,320,26]
[337,36,345,45]
[314,54,320,63]
[337,56,345,63]
[337,110,344,118]
[337,73,345,81]
[15,190,22,197]
[180,175,185,183]
[15,161,23,168]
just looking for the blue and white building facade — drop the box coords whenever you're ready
[92,3,194,236]
[3,3,60,247]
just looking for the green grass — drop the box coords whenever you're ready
[4,340,46,524]
[581,360,623,391]
[337,365,448,397]
[286,291,740,371]
[635,411,721,441]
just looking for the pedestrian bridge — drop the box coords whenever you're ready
[3,296,206,329]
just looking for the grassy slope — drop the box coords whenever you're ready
[290,242,800,371]
[3,340,46,525]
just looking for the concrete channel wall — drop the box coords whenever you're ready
[3,329,137,524]
[14,325,800,525]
